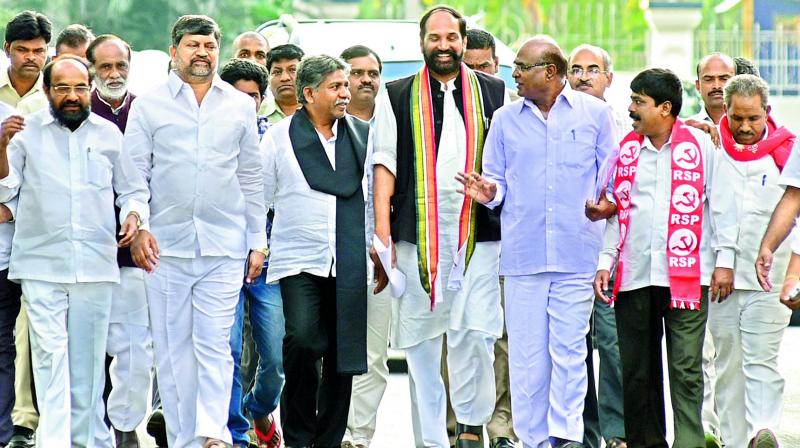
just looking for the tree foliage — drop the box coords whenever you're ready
[0,0,292,56]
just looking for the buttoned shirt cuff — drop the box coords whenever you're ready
[715,248,736,269]
[372,152,396,177]
[485,183,505,209]
[247,231,268,251]
[597,253,616,272]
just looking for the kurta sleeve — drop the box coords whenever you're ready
[708,149,737,270]
[371,90,398,176]
[112,129,151,227]
[779,141,800,188]
[482,108,507,209]
[0,137,25,203]
[261,129,277,210]
[237,106,267,250]
[598,214,620,272]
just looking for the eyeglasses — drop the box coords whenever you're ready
[51,85,91,96]
[513,62,551,72]
[568,67,608,78]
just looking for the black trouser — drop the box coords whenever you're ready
[615,286,707,448]
[0,269,21,445]
[280,273,352,448]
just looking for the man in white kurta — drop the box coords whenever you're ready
[126,16,267,448]
[690,54,735,446]
[372,8,508,447]
[0,56,149,448]
[708,74,794,448]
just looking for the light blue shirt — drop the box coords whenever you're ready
[483,83,617,275]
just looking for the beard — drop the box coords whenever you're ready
[95,77,128,101]
[50,101,90,131]
[423,48,461,76]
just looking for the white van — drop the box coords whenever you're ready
[256,16,517,88]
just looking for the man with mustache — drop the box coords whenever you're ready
[708,74,793,448]
[594,68,717,448]
[262,54,369,448]
[86,34,153,448]
[337,44,389,448]
[0,55,149,447]
[692,53,735,126]
[262,44,304,122]
[0,11,50,115]
[566,43,627,448]
[458,36,617,448]
[690,52,735,448]
[0,11,52,448]
[460,27,518,448]
[126,15,267,448]
[372,6,507,447]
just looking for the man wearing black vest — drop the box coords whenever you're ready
[371,6,506,447]
[261,54,369,448]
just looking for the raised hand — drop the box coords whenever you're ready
[455,171,497,205]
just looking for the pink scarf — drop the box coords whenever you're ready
[719,114,795,171]
[612,119,704,310]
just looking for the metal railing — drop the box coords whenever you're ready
[696,23,800,95]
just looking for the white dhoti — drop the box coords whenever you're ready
[345,287,392,447]
[708,290,791,448]
[701,330,719,438]
[145,255,241,448]
[394,79,502,447]
[21,280,112,448]
[106,267,153,430]
[504,272,594,448]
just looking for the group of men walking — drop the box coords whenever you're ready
[0,4,798,448]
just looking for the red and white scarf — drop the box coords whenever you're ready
[719,114,795,171]
[612,119,704,310]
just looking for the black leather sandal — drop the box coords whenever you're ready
[455,423,483,448]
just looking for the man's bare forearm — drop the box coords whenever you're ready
[373,164,395,243]
[761,186,800,252]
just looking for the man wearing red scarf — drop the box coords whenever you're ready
[709,74,795,448]
[593,69,718,447]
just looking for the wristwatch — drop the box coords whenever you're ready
[128,211,142,229]
[252,247,270,258]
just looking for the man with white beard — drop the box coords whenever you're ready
[86,34,153,448]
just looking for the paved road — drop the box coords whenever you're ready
[138,327,800,447]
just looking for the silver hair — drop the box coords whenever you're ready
[723,74,769,110]
[295,55,350,104]
[568,44,613,73]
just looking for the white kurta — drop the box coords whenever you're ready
[380,80,502,350]
[707,138,795,448]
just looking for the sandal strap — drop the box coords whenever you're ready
[254,415,281,448]
[456,422,483,437]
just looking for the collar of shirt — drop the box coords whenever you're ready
[0,67,44,99]
[518,81,574,116]
[167,70,227,99]
[692,107,713,122]
[94,90,131,115]
[315,118,339,143]
[262,96,289,122]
